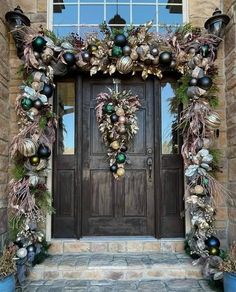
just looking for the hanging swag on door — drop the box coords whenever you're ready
[96,88,141,179]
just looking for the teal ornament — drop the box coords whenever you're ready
[200,44,209,57]
[112,46,123,57]
[32,36,47,53]
[104,103,114,114]
[114,34,127,47]
[21,97,33,110]
[116,153,126,164]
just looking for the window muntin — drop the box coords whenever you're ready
[52,0,183,37]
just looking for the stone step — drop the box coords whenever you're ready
[49,238,185,255]
[29,252,202,281]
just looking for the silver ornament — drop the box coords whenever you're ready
[123,45,131,56]
[17,247,27,258]
[28,174,39,187]
[150,47,159,57]
[27,108,39,121]
[18,138,37,157]
[116,56,133,74]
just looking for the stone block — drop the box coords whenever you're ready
[0,208,7,234]
[108,242,126,253]
[90,243,107,252]
[17,1,37,13]
[104,271,124,280]
[126,242,143,252]
[78,270,103,280]
[43,271,60,280]
[143,242,161,252]
[64,242,90,253]
[49,242,63,254]
[229,207,236,222]
[228,158,236,181]
[37,0,47,13]
[215,207,228,220]
[125,270,143,280]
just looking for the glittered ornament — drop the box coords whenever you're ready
[197,76,213,90]
[159,51,172,66]
[82,51,91,62]
[40,83,54,98]
[120,145,128,152]
[150,47,159,57]
[29,156,40,166]
[118,116,126,124]
[112,46,123,57]
[41,47,54,63]
[110,113,119,123]
[206,236,220,248]
[194,185,204,195]
[104,103,114,114]
[123,45,131,56]
[63,52,76,66]
[21,97,33,111]
[37,144,51,158]
[116,153,126,164]
[116,56,133,74]
[114,34,127,47]
[17,247,27,258]
[110,141,120,150]
[33,99,43,110]
[27,108,39,121]
[32,36,47,52]
[116,108,125,116]
[208,247,220,256]
[117,167,125,177]
[18,138,37,157]
[189,78,198,86]
[110,164,118,173]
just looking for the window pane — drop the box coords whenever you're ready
[133,5,156,25]
[53,5,78,25]
[53,26,78,37]
[159,5,183,26]
[161,83,179,154]
[80,27,101,38]
[80,5,104,24]
[57,82,75,155]
[158,0,182,3]
[106,5,130,24]
[133,0,156,2]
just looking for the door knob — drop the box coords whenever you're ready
[147,157,153,182]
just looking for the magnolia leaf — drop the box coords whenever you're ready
[142,70,148,80]
[90,66,98,76]
[109,65,116,75]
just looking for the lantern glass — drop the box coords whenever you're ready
[208,19,225,38]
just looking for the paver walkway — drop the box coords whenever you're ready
[19,279,223,291]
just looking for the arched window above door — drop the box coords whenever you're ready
[51,0,187,37]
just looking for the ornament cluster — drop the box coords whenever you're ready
[96,89,140,179]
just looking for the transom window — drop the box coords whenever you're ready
[52,0,185,37]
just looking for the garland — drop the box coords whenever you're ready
[7,21,229,282]
[96,89,140,178]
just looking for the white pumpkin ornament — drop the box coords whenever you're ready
[18,138,37,157]
[116,56,133,74]
[17,247,27,259]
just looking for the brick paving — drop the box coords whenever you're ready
[19,279,222,291]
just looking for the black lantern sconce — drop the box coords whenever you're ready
[5,6,31,58]
[204,8,230,39]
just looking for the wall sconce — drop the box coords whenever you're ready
[204,8,230,39]
[5,6,31,58]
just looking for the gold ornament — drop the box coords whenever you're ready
[117,167,125,177]
[116,108,125,116]
[116,56,133,74]
[110,141,120,150]
[118,116,126,124]
[18,138,37,157]
[130,50,138,61]
[205,112,221,130]
[194,185,204,195]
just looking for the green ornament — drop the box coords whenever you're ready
[21,97,33,110]
[32,36,47,53]
[112,46,123,57]
[104,103,114,114]
[116,153,126,164]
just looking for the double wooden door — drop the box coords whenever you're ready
[52,75,184,238]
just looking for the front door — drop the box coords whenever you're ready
[82,76,156,236]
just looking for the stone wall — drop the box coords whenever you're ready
[224,0,236,245]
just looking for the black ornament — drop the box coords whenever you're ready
[14,239,23,248]
[159,51,172,66]
[110,113,119,123]
[189,78,198,86]
[110,164,118,173]
[32,36,47,53]
[33,99,43,110]
[41,83,54,98]
[205,236,220,248]
[120,145,128,152]
[82,51,91,62]
[197,76,213,90]
[37,144,51,159]
[63,52,76,66]
[200,44,210,57]
[114,34,127,47]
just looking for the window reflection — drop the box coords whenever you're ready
[57,82,75,155]
[161,82,179,155]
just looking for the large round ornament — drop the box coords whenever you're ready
[41,47,54,63]
[118,116,126,124]
[17,247,27,259]
[116,108,125,116]
[33,99,43,110]
[114,34,127,47]
[205,112,221,130]
[110,141,120,150]
[194,185,204,195]
[208,247,220,256]
[18,138,37,157]
[205,236,220,248]
[21,97,33,111]
[197,76,213,90]
[150,47,159,57]
[63,52,76,66]
[37,144,51,158]
[159,51,172,66]
[32,36,47,52]
[116,153,126,164]
[117,167,125,177]
[123,45,131,56]
[40,83,54,98]
[112,46,123,57]
[110,113,119,123]
[189,78,198,87]
[120,145,128,152]
[110,164,118,173]
[116,56,133,74]
[82,51,91,62]
[104,103,114,114]
[29,156,40,166]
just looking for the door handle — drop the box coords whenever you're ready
[147,157,153,182]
